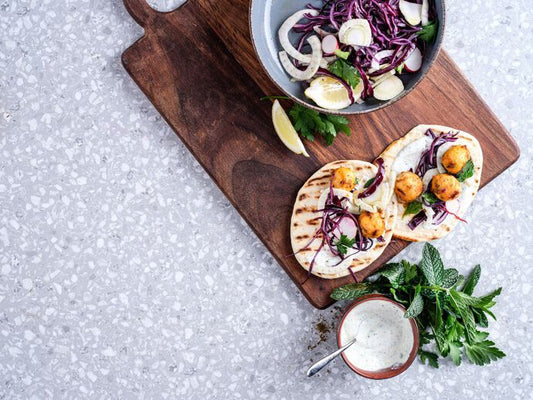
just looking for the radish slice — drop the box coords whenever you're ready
[338,19,372,47]
[370,50,395,70]
[278,9,320,64]
[421,0,429,25]
[404,47,423,72]
[334,217,358,240]
[373,75,404,100]
[399,0,422,26]
[278,36,322,81]
[321,35,338,55]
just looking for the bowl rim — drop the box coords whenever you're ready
[336,293,420,379]
[249,0,447,115]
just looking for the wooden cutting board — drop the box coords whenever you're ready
[122,0,520,308]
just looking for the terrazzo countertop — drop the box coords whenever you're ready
[1,0,532,398]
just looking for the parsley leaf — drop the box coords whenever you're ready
[403,201,423,216]
[418,21,438,42]
[464,339,506,366]
[422,192,439,205]
[335,234,356,255]
[456,159,474,182]
[419,350,439,368]
[288,103,351,145]
[328,59,360,88]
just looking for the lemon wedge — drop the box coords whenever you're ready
[304,76,352,110]
[271,100,309,157]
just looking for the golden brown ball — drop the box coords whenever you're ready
[442,145,470,174]
[331,167,356,191]
[358,211,385,239]
[394,171,424,204]
[431,174,462,201]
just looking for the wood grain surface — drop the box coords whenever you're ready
[121,0,520,308]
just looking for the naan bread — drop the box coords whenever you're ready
[290,160,397,279]
[379,124,483,242]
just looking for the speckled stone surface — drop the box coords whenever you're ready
[0,0,532,398]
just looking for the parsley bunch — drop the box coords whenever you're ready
[331,243,505,368]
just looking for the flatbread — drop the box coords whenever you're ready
[290,160,397,279]
[379,124,483,242]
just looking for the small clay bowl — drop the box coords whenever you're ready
[336,294,419,379]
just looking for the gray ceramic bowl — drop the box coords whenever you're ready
[249,0,445,115]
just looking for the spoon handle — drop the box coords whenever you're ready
[306,337,357,377]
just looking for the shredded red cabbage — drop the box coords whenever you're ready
[415,129,458,177]
[304,182,373,273]
[408,210,427,230]
[291,0,433,100]
[358,157,385,198]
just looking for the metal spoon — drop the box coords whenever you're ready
[306,336,357,377]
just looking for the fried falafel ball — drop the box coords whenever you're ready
[431,174,462,201]
[442,145,470,174]
[331,167,356,191]
[394,171,424,203]
[358,211,385,239]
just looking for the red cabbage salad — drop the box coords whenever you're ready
[278,0,438,110]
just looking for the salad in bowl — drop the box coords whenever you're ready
[250,0,444,114]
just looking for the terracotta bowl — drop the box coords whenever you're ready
[336,294,419,379]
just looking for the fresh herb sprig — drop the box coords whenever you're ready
[335,234,356,255]
[418,21,438,42]
[288,103,351,145]
[261,96,352,145]
[331,243,505,368]
[456,159,475,182]
[328,59,360,88]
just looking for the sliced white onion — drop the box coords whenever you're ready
[422,168,439,188]
[278,9,319,64]
[313,26,331,37]
[321,35,339,55]
[399,0,422,26]
[421,0,429,26]
[370,64,396,86]
[370,50,395,70]
[338,19,372,47]
[373,75,404,100]
[404,47,423,72]
[278,36,322,81]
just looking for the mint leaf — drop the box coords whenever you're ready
[328,59,360,88]
[442,268,459,288]
[379,263,405,288]
[418,21,438,42]
[330,282,375,300]
[403,201,423,217]
[420,243,445,286]
[462,264,481,295]
[422,192,439,205]
[404,286,424,318]
[456,159,474,182]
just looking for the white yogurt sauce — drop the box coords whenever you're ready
[339,300,414,372]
